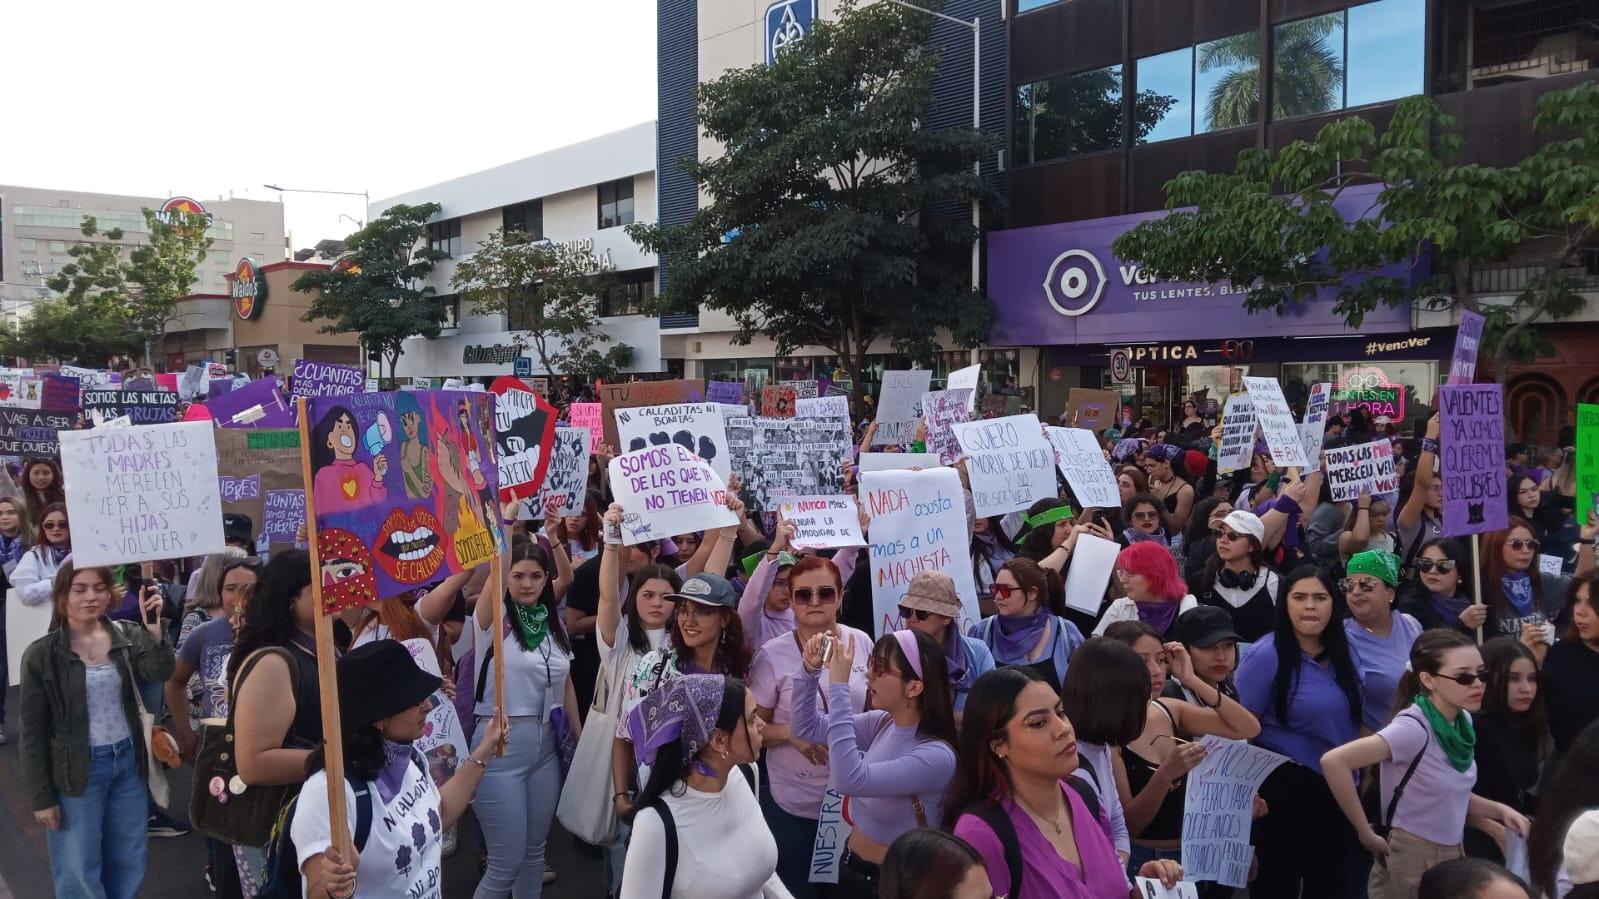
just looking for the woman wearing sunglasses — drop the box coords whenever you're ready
[1322,629,1530,899]
[1342,550,1426,731]
[748,555,872,898]
[1121,493,1180,555]
[969,558,1085,691]
[13,502,71,608]
[1481,514,1597,655]
[1188,509,1280,644]
[896,572,993,713]
[1397,538,1486,634]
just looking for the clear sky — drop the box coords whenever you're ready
[0,0,658,253]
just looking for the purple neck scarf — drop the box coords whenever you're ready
[375,739,415,802]
[1428,591,1473,624]
[1123,527,1170,547]
[943,623,973,694]
[990,608,1051,661]
[1136,600,1181,635]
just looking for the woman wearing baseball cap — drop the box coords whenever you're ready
[1188,509,1281,644]
[895,572,993,713]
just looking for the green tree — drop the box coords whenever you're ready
[1198,17,1344,132]
[291,203,449,380]
[11,296,132,365]
[627,0,994,404]
[450,229,633,381]
[1112,83,1599,385]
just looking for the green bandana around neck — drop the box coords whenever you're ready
[1414,694,1475,772]
[511,600,549,652]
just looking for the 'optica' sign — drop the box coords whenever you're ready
[232,257,267,320]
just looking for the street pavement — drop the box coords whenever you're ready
[0,687,604,898]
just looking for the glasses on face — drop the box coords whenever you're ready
[1339,577,1384,594]
[898,606,933,622]
[990,583,1020,600]
[1435,670,1491,687]
[676,603,718,620]
[792,586,838,606]
[1507,538,1541,552]
[1210,527,1242,542]
[43,520,67,531]
[1131,510,1161,523]
[1415,558,1457,575]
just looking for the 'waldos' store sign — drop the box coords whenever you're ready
[463,344,520,365]
[231,257,267,320]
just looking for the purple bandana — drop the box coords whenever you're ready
[376,740,415,803]
[627,673,727,777]
[1429,591,1473,624]
[989,608,1051,662]
[1136,600,1181,636]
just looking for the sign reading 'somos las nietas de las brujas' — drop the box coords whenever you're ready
[985,183,1424,346]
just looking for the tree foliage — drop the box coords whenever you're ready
[627,0,995,400]
[1113,83,1599,383]
[451,229,633,382]
[291,203,449,380]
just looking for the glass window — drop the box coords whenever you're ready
[503,200,543,240]
[17,238,36,251]
[434,293,460,329]
[1346,0,1425,108]
[1196,30,1261,133]
[48,241,67,254]
[1281,359,1437,430]
[600,268,656,317]
[1016,0,1060,11]
[598,178,635,229]
[1135,47,1195,143]
[1274,12,1346,118]
[1015,65,1123,163]
[427,219,461,257]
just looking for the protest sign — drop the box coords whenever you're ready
[777,495,866,550]
[1540,554,1565,578]
[400,638,470,792]
[1216,394,1256,475]
[1322,440,1400,503]
[205,375,296,428]
[727,416,851,511]
[706,380,744,406]
[857,452,941,472]
[808,787,850,884]
[615,402,730,482]
[0,408,76,456]
[1064,532,1117,616]
[952,414,1056,517]
[779,379,819,400]
[1448,310,1487,385]
[872,370,932,445]
[215,429,305,553]
[795,395,852,441]
[292,358,366,398]
[859,466,978,635]
[921,389,971,465]
[83,388,180,426]
[1244,377,1310,469]
[61,365,114,388]
[263,489,307,545]
[598,378,706,448]
[760,384,797,418]
[61,421,226,566]
[8,589,53,686]
[1577,403,1598,527]
[947,363,980,411]
[179,365,204,401]
[607,443,737,544]
[489,377,557,503]
[1066,388,1120,430]
[568,402,605,453]
[1134,879,1199,899]
[1045,427,1120,510]
[537,427,591,516]
[1298,382,1330,467]
[1182,737,1288,887]
[305,390,501,612]
[1438,384,1508,535]
[40,376,80,416]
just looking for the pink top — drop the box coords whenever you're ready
[313,459,388,513]
[953,782,1130,899]
[739,552,860,652]
[748,626,872,818]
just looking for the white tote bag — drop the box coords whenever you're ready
[555,647,634,845]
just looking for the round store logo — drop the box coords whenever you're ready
[1043,248,1106,317]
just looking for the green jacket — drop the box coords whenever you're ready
[19,618,176,812]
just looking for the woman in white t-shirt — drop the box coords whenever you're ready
[293,640,507,899]
[349,567,477,648]
[1321,629,1530,899]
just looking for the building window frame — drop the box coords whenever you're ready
[427,218,462,258]
[433,292,460,329]
[1014,64,1127,165]
[503,200,543,240]
[597,178,635,230]
[599,268,656,317]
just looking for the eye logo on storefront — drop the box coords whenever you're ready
[1043,249,1107,317]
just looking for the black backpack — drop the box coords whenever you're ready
[258,752,427,898]
[643,763,756,899]
[970,773,1102,899]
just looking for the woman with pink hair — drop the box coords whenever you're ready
[1093,541,1198,638]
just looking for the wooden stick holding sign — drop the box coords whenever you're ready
[490,553,506,737]
[1472,534,1484,646]
[293,396,354,869]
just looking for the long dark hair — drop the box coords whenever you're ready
[558,490,603,552]
[873,630,958,749]
[21,458,64,535]
[48,561,116,632]
[625,564,683,654]
[1481,517,1544,623]
[1001,557,1066,618]
[879,829,985,899]
[1200,531,1267,591]
[1061,637,1149,745]
[1529,720,1599,896]
[1479,636,1552,760]
[1184,496,1227,548]
[309,405,357,470]
[35,501,69,549]
[1417,857,1531,899]
[1019,498,1071,560]
[942,667,1049,830]
[1123,492,1171,536]
[307,719,386,783]
[667,605,751,679]
[1403,537,1476,604]
[229,550,314,681]
[1270,566,1363,728]
[1560,571,1599,643]
[507,542,569,653]
[625,676,747,821]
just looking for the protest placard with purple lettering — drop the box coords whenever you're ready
[607,443,736,545]
[205,376,296,428]
[292,358,366,398]
[1438,383,1508,535]
[568,403,604,454]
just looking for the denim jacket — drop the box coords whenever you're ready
[19,618,176,811]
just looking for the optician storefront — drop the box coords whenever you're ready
[986,183,1446,430]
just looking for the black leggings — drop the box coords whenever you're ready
[1253,760,1356,898]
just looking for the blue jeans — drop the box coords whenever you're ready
[472,715,560,899]
[47,738,148,899]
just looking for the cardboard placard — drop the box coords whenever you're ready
[1064,532,1118,616]
[489,377,557,503]
[760,384,798,418]
[779,379,819,400]
[1322,440,1400,503]
[61,421,226,566]
[608,443,737,545]
[860,467,978,636]
[1438,384,1508,535]
[0,408,77,456]
[1066,388,1120,431]
[597,378,706,449]
[952,414,1057,518]
[538,427,591,516]
[726,416,851,512]
[921,389,972,465]
[706,380,744,406]
[205,376,296,429]
[83,388,180,426]
[1298,382,1331,467]
[1181,737,1288,887]
[872,370,932,446]
[776,495,866,550]
[1448,310,1486,385]
[568,403,605,454]
[857,452,942,472]
[1243,377,1310,469]
[615,403,730,483]
[947,363,981,411]
[1046,427,1120,510]
[795,395,852,443]
[1216,394,1256,475]
[215,429,305,553]
[1577,403,1598,528]
[292,359,366,398]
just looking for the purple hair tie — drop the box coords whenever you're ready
[893,630,924,680]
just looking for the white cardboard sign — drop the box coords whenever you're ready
[860,467,978,636]
[615,403,731,483]
[1216,394,1257,475]
[1244,377,1310,469]
[858,452,942,472]
[608,444,737,545]
[777,495,866,550]
[1046,427,1120,510]
[1322,440,1400,502]
[952,414,1057,517]
[872,370,932,445]
[1298,382,1331,467]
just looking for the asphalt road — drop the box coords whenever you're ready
[0,686,605,898]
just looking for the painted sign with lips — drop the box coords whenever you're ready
[305,389,501,612]
[489,376,557,504]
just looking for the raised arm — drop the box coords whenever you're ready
[1162,646,1259,740]
[1338,490,1373,558]
[1398,414,1439,530]
[597,505,626,649]
[417,567,475,628]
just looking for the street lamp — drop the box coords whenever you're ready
[884,0,981,293]
[262,184,370,226]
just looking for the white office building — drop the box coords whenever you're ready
[371,122,662,380]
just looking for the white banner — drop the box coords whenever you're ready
[615,403,730,483]
[952,414,1057,518]
[61,421,226,566]
[608,444,737,545]
[1244,377,1310,469]
[872,370,932,445]
[1216,394,1257,475]
[860,467,978,636]
[777,495,866,550]
[858,452,941,472]
[1045,427,1120,510]
[1182,737,1288,887]
[1298,382,1331,467]
[1321,440,1400,502]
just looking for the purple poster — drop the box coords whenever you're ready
[292,358,366,398]
[305,390,501,613]
[1437,384,1508,536]
[985,183,1423,345]
[706,380,744,406]
[205,376,296,428]
[1447,310,1486,385]
[262,489,307,543]
[41,376,81,414]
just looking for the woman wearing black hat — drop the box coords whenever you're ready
[292,641,508,899]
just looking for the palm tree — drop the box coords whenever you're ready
[1199,15,1345,132]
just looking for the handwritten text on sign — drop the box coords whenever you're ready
[952,414,1056,518]
[1217,394,1256,475]
[1576,403,1598,528]
[60,421,225,566]
[861,467,978,636]
[1438,384,1509,535]
[1046,426,1120,510]
[808,787,850,884]
[538,427,591,517]
[1244,377,1310,469]
[1322,440,1400,503]
[1299,382,1330,467]
[1181,737,1287,887]
[607,444,736,545]
[777,495,866,550]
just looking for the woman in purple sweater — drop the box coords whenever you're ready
[790,628,958,896]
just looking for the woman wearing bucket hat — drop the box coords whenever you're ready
[1188,509,1281,643]
[896,571,993,713]
[1342,549,1425,731]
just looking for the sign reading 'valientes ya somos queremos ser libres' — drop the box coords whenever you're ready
[985,183,1423,345]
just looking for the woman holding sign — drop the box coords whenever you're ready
[1397,538,1486,634]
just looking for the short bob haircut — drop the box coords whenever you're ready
[1061,637,1150,745]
